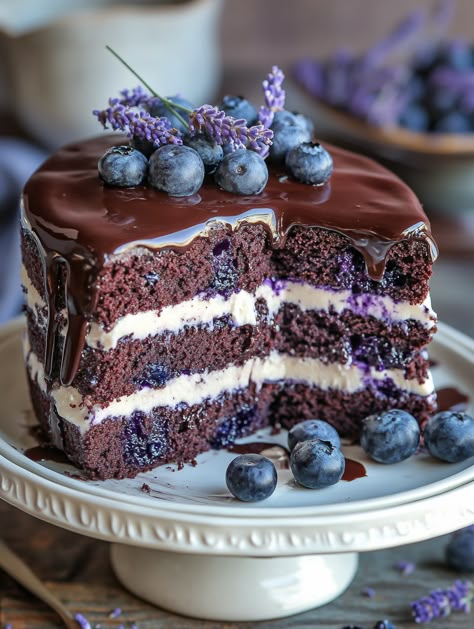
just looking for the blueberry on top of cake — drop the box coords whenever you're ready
[20,64,438,479]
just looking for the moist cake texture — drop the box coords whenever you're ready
[21,135,438,479]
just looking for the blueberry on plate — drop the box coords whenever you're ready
[219,95,258,125]
[225,454,277,502]
[148,95,193,134]
[373,621,396,629]
[215,149,268,195]
[290,438,345,489]
[269,110,312,162]
[148,145,204,197]
[360,409,420,464]
[184,133,223,174]
[98,145,148,187]
[423,411,474,463]
[288,419,341,451]
[445,526,474,572]
[285,142,333,185]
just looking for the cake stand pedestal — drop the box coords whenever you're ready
[0,319,473,621]
[111,546,358,621]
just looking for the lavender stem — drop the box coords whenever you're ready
[105,45,190,129]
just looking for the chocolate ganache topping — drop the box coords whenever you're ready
[22,135,437,386]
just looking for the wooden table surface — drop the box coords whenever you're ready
[1,1,474,627]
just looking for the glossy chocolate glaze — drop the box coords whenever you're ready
[22,135,437,385]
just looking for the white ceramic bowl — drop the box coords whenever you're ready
[0,0,223,148]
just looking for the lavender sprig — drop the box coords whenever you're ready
[93,100,183,147]
[105,46,189,129]
[118,86,152,108]
[259,66,286,128]
[189,104,273,157]
[411,579,472,623]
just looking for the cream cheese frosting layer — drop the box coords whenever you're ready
[25,344,435,434]
[22,266,437,351]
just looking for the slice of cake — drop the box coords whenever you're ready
[21,134,437,479]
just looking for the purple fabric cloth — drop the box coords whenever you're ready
[0,138,47,322]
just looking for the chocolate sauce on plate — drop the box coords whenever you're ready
[24,445,70,464]
[436,386,470,412]
[22,136,437,386]
[227,440,367,481]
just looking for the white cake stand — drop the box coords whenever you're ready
[0,319,473,622]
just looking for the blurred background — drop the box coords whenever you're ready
[0,0,473,332]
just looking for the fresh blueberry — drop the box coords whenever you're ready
[439,40,474,71]
[360,409,420,464]
[131,135,155,158]
[214,149,268,195]
[399,103,430,132]
[148,145,204,197]
[272,109,314,135]
[219,95,258,125]
[373,622,396,629]
[445,526,474,572]
[423,411,474,463]
[290,439,345,489]
[288,419,341,451]
[269,110,312,162]
[184,134,223,174]
[225,454,277,502]
[98,145,148,187]
[285,142,333,185]
[148,95,193,134]
[434,111,472,133]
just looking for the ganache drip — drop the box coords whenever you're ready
[21,135,438,386]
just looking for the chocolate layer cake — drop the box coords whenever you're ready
[21,135,438,479]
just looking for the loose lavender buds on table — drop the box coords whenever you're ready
[411,579,473,623]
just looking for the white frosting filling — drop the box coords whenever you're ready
[25,345,435,434]
[22,265,437,351]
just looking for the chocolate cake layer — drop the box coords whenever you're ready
[27,367,435,479]
[25,303,433,405]
[21,223,434,330]
[28,375,274,479]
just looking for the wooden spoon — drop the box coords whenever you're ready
[0,538,79,628]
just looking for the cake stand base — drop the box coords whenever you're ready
[110,544,358,621]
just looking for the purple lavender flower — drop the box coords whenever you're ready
[108,607,122,618]
[393,560,416,575]
[411,579,472,623]
[74,612,92,629]
[259,66,286,128]
[188,104,273,157]
[361,586,376,598]
[93,100,183,148]
[118,86,152,108]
